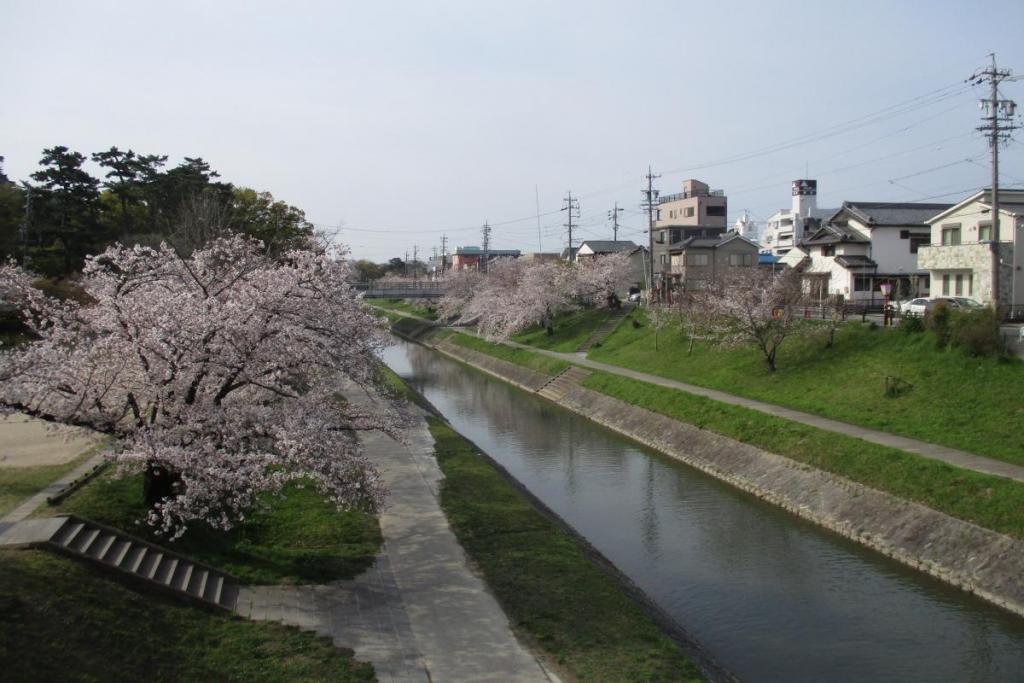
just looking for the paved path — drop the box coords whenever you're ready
[506,341,1024,484]
[238,384,553,683]
[0,450,106,525]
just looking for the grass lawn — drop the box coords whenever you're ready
[371,298,439,320]
[449,332,570,376]
[0,549,374,682]
[0,446,104,518]
[589,313,1024,465]
[428,416,705,682]
[583,370,1024,541]
[511,307,612,352]
[48,470,382,585]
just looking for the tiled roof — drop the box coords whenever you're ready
[802,223,869,245]
[578,240,638,253]
[835,254,877,269]
[839,201,953,227]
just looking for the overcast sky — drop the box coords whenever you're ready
[3,0,1024,261]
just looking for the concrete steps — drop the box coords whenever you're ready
[537,366,592,402]
[38,515,240,610]
[577,303,634,352]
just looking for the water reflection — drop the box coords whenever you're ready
[383,341,1024,683]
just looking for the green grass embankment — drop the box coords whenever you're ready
[582,371,1024,541]
[49,472,382,585]
[371,298,439,320]
[511,308,612,352]
[428,416,705,682]
[0,446,103,518]
[0,549,373,681]
[587,313,1024,466]
[449,332,570,376]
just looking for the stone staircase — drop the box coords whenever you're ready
[577,303,634,352]
[536,366,592,402]
[36,515,240,610]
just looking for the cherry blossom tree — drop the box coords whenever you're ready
[684,268,810,373]
[0,235,400,537]
[572,251,633,308]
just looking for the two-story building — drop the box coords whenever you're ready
[795,201,951,303]
[917,188,1024,309]
[652,179,728,277]
[667,233,760,291]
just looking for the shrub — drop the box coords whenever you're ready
[926,302,953,348]
[950,308,1005,357]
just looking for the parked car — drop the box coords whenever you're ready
[951,297,984,310]
[904,298,932,317]
[905,297,982,317]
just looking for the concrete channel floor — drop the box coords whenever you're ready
[238,382,554,683]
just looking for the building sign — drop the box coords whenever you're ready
[792,179,817,196]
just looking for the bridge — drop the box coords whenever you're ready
[352,281,447,299]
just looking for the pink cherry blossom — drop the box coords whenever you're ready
[1,236,401,537]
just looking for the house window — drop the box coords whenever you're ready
[910,236,929,253]
[822,245,836,257]
[729,253,742,266]
[966,273,973,295]
[706,205,726,217]
[657,231,665,244]
[978,222,992,241]
[671,229,681,242]
[941,224,961,245]
[942,274,950,295]
[688,254,709,266]
[899,230,911,239]
[684,206,695,218]
[853,276,872,292]
[744,254,754,266]
[660,254,667,265]
[955,273,964,295]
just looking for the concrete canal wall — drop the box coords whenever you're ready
[416,331,1024,619]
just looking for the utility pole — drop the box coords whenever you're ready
[481,221,492,273]
[608,201,624,241]
[412,245,418,281]
[440,234,448,273]
[561,191,580,260]
[971,54,1019,309]
[642,166,661,296]
[404,250,409,278]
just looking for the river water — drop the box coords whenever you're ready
[381,340,1024,682]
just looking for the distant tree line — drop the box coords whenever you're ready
[0,147,317,277]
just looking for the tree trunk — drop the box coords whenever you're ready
[143,461,182,508]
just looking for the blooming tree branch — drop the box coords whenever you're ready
[0,235,401,537]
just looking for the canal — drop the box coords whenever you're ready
[381,340,1024,682]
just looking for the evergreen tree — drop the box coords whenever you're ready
[29,146,103,275]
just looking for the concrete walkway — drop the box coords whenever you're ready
[508,341,1024,484]
[237,384,553,683]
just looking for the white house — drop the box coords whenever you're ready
[761,180,836,257]
[917,188,1024,309]
[796,200,951,303]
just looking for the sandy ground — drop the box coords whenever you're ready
[0,415,102,468]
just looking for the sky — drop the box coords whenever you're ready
[3,0,1024,262]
